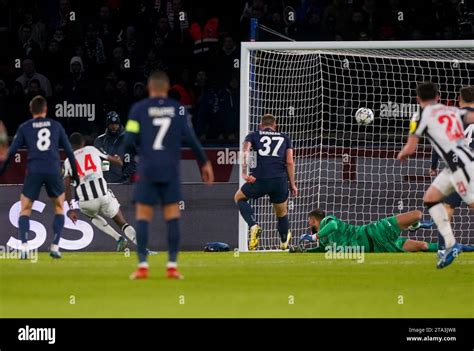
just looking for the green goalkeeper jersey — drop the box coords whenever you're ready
[317,215,404,252]
[317,215,372,251]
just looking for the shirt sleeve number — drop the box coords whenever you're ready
[152,118,171,150]
[258,136,284,156]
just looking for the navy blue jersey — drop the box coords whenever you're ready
[125,97,208,182]
[8,117,76,175]
[245,128,292,179]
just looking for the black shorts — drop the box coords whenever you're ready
[133,179,182,206]
[444,192,463,208]
[22,173,64,200]
[241,177,288,204]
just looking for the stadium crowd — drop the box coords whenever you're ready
[0,0,471,150]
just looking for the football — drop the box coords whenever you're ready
[355,107,374,125]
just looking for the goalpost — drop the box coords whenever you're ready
[239,40,474,252]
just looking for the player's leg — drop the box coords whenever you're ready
[80,198,123,247]
[234,182,263,250]
[45,174,67,258]
[100,190,135,250]
[112,210,137,245]
[424,170,456,248]
[272,201,291,249]
[130,181,158,279]
[428,169,465,268]
[18,174,43,259]
[162,202,183,279]
[48,193,65,258]
[18,194,34,259]
[270,177,291,249]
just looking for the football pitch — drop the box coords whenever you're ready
[1,252,473,318]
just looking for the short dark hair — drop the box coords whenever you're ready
[29,95,47,115]
[69,132,84,149]
[416,82,439,101]
[460,86,474,103]
[308,209,326,221]
[261,114,276,126]
[148,70,169,87]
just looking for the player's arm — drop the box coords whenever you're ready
[181,113,214,184]
[95,147,123,167]
[313,219,338,242]
[0,121,8,161]
[241,140,255,183]
[286,148,297,197]
[59,125,80,184]
[397,112,425,161]
[397,135,419,161]
[62,160,78,223]
[430,150,440,175]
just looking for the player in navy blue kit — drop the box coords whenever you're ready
[125,71,214,280]
[0,96,79,259]
[428,86,474,255]
[234,114,297,250]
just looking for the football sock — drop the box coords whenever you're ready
[427,242,438,252]
[18,215,30,244]
[428,203,455,249]
[167,218,180,263]
[91,215,121,241]
[237,200,256,227]
[52,214,65,245]
[437,233,445,251]
[122,223,137,244]
[136,220,149,263]
[277,215,289,242]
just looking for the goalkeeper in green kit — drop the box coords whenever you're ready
[293,209,474,253]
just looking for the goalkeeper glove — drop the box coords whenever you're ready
[299,234,315,242]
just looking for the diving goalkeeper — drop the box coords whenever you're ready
[293,209,474,253]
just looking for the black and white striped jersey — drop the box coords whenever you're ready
[63,146,109,201]
[410,103,474,176]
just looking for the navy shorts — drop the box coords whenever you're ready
[444,192,463,208]
[133,179,182,206]
[22,173,64,200]
[241,177,289,204]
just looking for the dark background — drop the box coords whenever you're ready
[0,0,472,145]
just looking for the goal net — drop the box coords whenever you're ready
[239,41,474,251]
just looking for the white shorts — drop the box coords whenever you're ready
[432,162,474,205]
[79,189,120,219]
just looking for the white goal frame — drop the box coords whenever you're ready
[238,40,474,252]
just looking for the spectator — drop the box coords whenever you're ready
[94,111,136,183]
[41,39,67,83]
[64,56,89,102]
[84,23,107,69]
[16,59,52,97]
[17,24,41,59]
[25,79,45,101]
[215,35,239,84]
[6,82,28,131]
[132,82,146,102]
[196,77,233,139]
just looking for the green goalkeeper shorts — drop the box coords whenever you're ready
[361,216,404,253]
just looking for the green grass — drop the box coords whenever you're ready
[1,252,473,318]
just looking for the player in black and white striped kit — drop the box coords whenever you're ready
[63,132,137,251]
[398,83,474,269]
